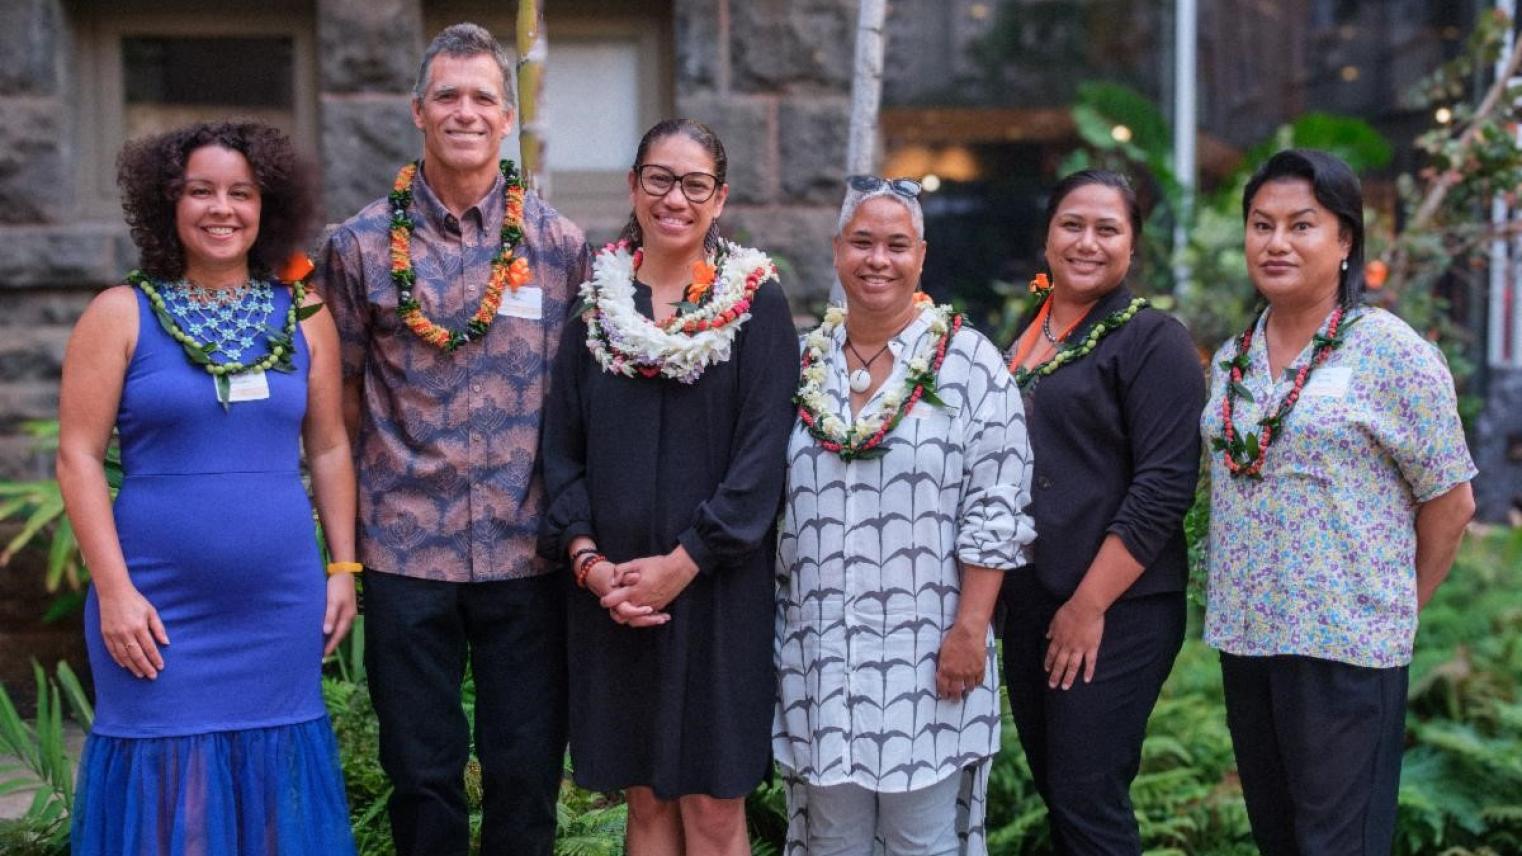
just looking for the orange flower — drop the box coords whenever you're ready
[279,253,314,283]
[913,291,932,307]
[1028,272,1051,294]
[394,164,416,192]
[506,256,533,289]
[685,260,717,304]
[1364,260,1388,289]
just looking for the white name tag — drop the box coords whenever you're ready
[497,286,543,320]
[1300,366,1351,399]
[223,370,270,403]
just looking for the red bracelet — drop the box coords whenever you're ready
[575,552,606,589]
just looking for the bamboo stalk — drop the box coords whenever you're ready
[516,0,549,196]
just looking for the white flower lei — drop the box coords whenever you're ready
[581,239,778,384]
[796,300,958,460]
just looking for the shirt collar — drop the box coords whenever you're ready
[1250,303,1357,383]
[411,161,504,232]
[828,302,935,357]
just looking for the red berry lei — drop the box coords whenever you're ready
[1213,305,1354,478]
[795,302,962,461]
[390,160,532,352]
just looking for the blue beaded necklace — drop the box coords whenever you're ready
[158,280,275,362]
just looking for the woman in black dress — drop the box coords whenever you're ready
[1001,170,1204,854]
[539,119,796,855]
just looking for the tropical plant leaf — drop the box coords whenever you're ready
[1,497,65,566]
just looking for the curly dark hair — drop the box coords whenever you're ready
[117,120,316,281]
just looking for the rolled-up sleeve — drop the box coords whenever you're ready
[1105,315,1206,566]
[1367,335,1477,502]
[956,335,1036,570]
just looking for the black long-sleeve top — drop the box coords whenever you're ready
[1016,285,1206,600]
[537,278,798,572]
[534,275,798,798]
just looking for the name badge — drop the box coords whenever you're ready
[497,286,544,320]
[223,370,271,403]
[1300,365,1351,399]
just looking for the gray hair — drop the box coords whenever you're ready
[836,185,924,239]
[414,23,516,109]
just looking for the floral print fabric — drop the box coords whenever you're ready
[1202,307,1476,667]
[316,172,591,581]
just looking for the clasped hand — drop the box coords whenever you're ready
[588,548,699,628]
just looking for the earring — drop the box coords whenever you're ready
[1340,258,1349,272]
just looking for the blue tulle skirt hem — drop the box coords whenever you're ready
[70,715,355,856]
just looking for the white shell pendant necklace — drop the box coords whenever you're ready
[844,339,890,394]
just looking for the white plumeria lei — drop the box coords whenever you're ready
[796,300,958,460]
[581,239,777,384]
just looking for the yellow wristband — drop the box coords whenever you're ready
[326,561,363,576]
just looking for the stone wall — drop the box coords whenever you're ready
[318,0,427,224]
[673,0,851,307]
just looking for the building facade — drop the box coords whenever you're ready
[0,0,1515,501]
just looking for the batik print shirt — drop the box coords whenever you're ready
[774,311,1036,792]
[317,167,591,582]
[1202,306,1476,667]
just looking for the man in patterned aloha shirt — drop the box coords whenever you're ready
[314,23,590,856]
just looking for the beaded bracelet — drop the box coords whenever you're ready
[327,561,363,576]
[574,552,606,589]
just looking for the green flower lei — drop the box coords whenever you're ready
[128,270,322,409]
[1008,295,1149,389]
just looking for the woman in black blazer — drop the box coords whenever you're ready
[1002,169,1205,855]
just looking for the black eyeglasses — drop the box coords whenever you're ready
[846,174,923,198]
[635,164,721,203]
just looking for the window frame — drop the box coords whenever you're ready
[72,4,318,220]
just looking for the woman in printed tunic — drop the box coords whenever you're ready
[1203,149,1476,855]
[774,176,1035,855]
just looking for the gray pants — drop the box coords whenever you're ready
[803,773,963,856]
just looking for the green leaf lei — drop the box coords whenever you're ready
[128,270,321,409]
[1210,306,1360,478]
[1008,295,1149,389]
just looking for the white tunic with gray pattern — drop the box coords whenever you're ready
[773,311,1034,850]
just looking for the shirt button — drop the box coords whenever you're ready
[1038,476,1052,489]
[471,383,482,393]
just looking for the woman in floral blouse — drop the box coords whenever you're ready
[774,176,1035,855]
[1203,149,1476,855]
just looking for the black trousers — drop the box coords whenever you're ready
[1001,575,1186,856]
[1220,652,1407,856]
[364,570,567,856]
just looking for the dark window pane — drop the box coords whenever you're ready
[123,37,293,109]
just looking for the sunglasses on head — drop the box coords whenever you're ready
[846,175,923,199]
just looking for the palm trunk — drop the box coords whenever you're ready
[833,0,889,303]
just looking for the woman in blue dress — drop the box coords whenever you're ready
[56,120,358,855]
